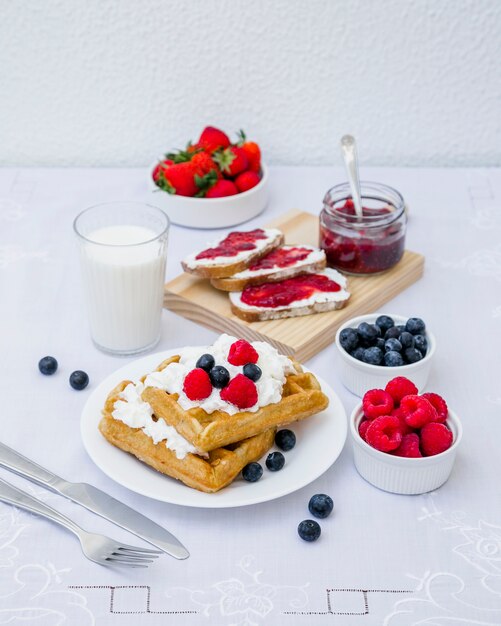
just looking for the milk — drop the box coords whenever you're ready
[79,225,167,354]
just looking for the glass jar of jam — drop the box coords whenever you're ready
[319,182,407,275]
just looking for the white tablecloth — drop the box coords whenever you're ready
[1,166,501,625]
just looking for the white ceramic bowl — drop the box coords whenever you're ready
[350,403,462,494]
[147,163,269,229]
[335,313,435,397]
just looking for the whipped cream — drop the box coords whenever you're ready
[143,334,297,416]
[229,268,350,311]
[183,228,282,269]
[233,245,325,279]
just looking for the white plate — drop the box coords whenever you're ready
[81,350,347,508]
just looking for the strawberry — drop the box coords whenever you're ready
[152,159,174,182]
[205,179,238,198]
[156,162,197,197]
[191,151,220,178]
[237,130,261,173]
[213,146,249,177]
[198,126,231,153]
[235,170,261,193]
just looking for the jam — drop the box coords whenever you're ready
[319,184,406,275]
[196,229,268,260]
[248,246,312,271]
[241,273,341,308]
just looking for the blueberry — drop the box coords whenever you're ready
[339,328,359,352]
[384,351,405,367]
[243,363,262,381]
[69,370,89,390]
[209,365,230,388]
[298,519,321,542]
[385,327,401,340]
[375,315,394,334]
[399,332,415,349]
[38,356,58,375]
[308,494,334,519]
[275,429,296,451]
[242,462,263,482]
[406,317,426,335]
[266,451,285,471]
[351,347,365,361]
[414,334,428,355]
[385,338,402,353]
[404,348,423,364]
[375,337,386,351]
[196,353,215,372]
[362,347,383,365]
[396,324,406,333]
[357,322,379,346]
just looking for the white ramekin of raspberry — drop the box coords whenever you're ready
[349,377,462,494]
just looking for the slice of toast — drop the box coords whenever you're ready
[229,268,350,322]
[210,245,326,291]
[181,228,284,279]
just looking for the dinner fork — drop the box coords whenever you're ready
[0,477,161,567]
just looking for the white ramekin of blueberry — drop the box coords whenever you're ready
[335,314,435,397]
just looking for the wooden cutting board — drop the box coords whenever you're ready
[164,210,424,361]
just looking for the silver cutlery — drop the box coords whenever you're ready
[340,134,364,219]
[0,441,189,559]
[0,477,161,568]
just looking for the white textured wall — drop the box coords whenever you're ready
[1,0,500,167]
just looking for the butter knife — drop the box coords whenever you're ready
[0,441,189,560]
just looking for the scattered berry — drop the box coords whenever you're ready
[365,415,402,452]
[385,377,418,404]
[235,171,261,193]
[69,370,89,391]
[384,351,405,367]
[266,451,285,471]
[362,389,394,419]
[308,494,334,519]
[385,338,402,353]
[400,395,438,428]
[404,348,423,364]
[209,365,230,388]
[358,419,371,440]
[38,356,58,375]
[195,353,215,373]
[362,347,384,365]
[243,363,262,381]
[406,317,426,335]
[357,322,379,345]
[183,368,212,401]
[205,179,238,198]
[421,392,448,423]
[420,422,453,456]
[242,462,263,482]
[399,332,415,349]
[298,519,321,542]
[220,374,258,409]
[375,315,394,333]
[339,328,359,352]
[228,339,259,366]
[392,433,422,457]
[275,429,296,451]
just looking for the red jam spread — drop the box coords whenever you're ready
[241,273,341,308]
[196,229,268,260]
[248,246,312,271]
[320,199,405,274]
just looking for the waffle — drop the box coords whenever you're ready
[141,356,329,452]
[99,380,275,493]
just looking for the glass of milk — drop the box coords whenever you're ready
[74,202,170,355]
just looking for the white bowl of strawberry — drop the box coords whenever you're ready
[350,376,462,495]
[148,126,269,229]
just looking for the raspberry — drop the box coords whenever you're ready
[392,433,422,458]
[362,389,394,419]
[391,406,414,436]
[420,423,453,456]
[385,376,418,405]
[358,419,370,441]
[421,392,448,423]
[365,415,402,452]
[183,368,212,401]
[399,395,438,428]
[220,374,258,409]
[227,339,259,366]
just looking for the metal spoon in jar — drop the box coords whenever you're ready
[340,135,364,219]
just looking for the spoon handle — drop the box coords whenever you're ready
[340,135,363,218]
